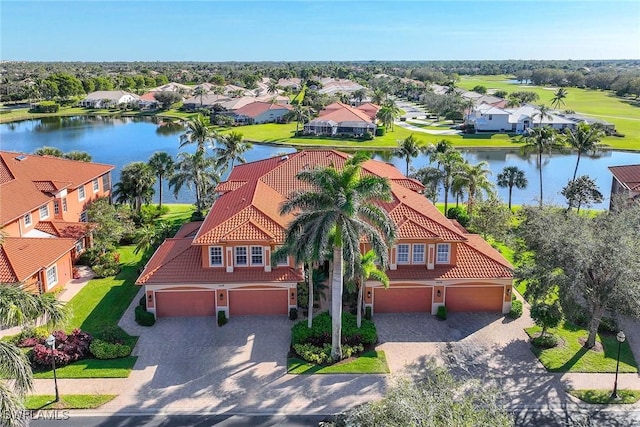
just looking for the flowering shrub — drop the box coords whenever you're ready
[31,329,93,367]
[17,337,40,348]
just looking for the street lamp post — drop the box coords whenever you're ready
[45,334,59,402]
[611,330,626,400]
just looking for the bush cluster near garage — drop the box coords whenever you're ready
[291,311,377,364]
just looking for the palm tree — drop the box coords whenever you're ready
[457,161,494,214]
[433,149,464,214]
[371,88,386,105]
[179,114,217,154]
[377,100,400,131]
[34,146,63,157]
[292,103,309,133]
[62,151,92,162]
[355,250,389,328]
[0,285,67,427]
[413,166,444,203]
[533,104,552,128]
[193,87,208,107]
[550,87,568,109]
[564,123,605,181]
[148,151,175,209]
[394,134,425,175]
[496,166,528,210]
[169,151,219,215]
[280,153,396,360]
[214,131,252,175]
[113,162,156,212]
[521,126,562,206]
[351,89,366,106]
[267,79,279,95]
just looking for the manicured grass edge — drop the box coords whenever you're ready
[25,394,117,410]
[32,356,138,379]
[287,350,390,374]
[567,389,640,404]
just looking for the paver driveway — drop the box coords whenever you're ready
[105,315,386,415]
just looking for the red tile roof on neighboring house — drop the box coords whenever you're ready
[35,221,94,239]
[316,102,374,124]
[136,238,302,284]
[234,101,292,119]
[356,102,381,120]
[0,151,114,225]
[139,92,158,102]
[0,237,76,283]
[174,221,203,239]
[609,164,640,191]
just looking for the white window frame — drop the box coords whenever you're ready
[412,244,426,264]
[209,246,223,267]
[62,198,68,212]
[75,239,84,254]
[250,246,264,266]
[396,244,410,264]
[235,246,248,266]
[54,200,60,215]
[92,178,99,193]
[46,265,58,287]
[78,185,86,201]
[80,211,88,222]
[436,243,450,264]
[24,212,32,227]
[39,204,49,220]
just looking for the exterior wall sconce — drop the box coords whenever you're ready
[219,293,224,300]
[436,289,441,297]
[367,291,371,298]
[291,292,295,298]
[506,288,511,296]
[148,293,152,301]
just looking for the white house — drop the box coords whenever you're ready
[79,91,139,108]
[468,104,577,133]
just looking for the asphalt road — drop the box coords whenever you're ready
[26,408,640,427]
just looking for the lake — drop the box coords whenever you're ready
[1,116,639,209]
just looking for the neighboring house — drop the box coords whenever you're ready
[318,78,365,95]
[79,91,139,108]
[0,151,114,293]
[468,103,576,133]
[608,164,640,207]
[304,102,377,137]
[560,113,616,132]
[277,78,302,90]
[137,150,513,319]
[150,82,193,94]
[231,101,292,124]
[183,94,231,111]
[138,92,160,110]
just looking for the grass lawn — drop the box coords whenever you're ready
[568,389,640,404]
[458,75,640,151]
[158,203,196,227]
[32,357,137,379]
[25,394,117,410]
[287,350,390,374]
[525,321,638,373]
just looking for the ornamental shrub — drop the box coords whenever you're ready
[375,127,385,136]
[364,306,372,320]
[532,334,558,349]
[291,311,377,347]
[447,207,470,227]
[530,302,563,336]
[217,310,228,327]
[31,101,59,113]
[509,300,523,319]
[31,329,93,367]
[135,306,156,326]
[289,308,298,321]
[436,305,447,321]
[293,343,331,364]
[95,326,128,344]
[89,339,132,359]
[92,251,121,278]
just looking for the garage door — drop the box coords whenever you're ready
[156,291,216,317]
[445,286,503,312]
[374,286,432,313]
[229,289,288,316]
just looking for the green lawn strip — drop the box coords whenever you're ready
[525,322,638,373]
[288,350,390,374]
[567,389,640,404]
[157,203,196,228]
[25,394,117,410]
[32,357,137,379]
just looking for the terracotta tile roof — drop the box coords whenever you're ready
[139,92,158,102]
[234,101,292,119]
[215,180,247,193]
[0,237,76,283]
[136,238,302,285]
[315,102,374,124]
[35,221,94,239]
[356,103,381,120]
[609,164,640,191]
[174,221,203,239]
[0,151,114,225]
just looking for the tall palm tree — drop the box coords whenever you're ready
[371,88,386,105]
[377,100,400,131]
[193,87,208,108]
[496,166,528,210]
[564,123,605,181]
[63,151,92,162]
[280,153,396,361]
[550,87,569,109]
[457,161,494,214]
[214,131,252,175]
[148,151,175,209]
[351,89,366,106]
[113,162,156,212]
[267,80,279,95]
[355,250,389,328]
[292,103,309,133]
[0,285,67,427]
[533,104,552,128]
[394,134,425,175]
[433,149,464,214]
[169,151,219,215]
[521,126,562,206]
[179,114,217,154]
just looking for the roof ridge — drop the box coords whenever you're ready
[137,238,193,283]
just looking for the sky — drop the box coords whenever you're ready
[1,1,639,61]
